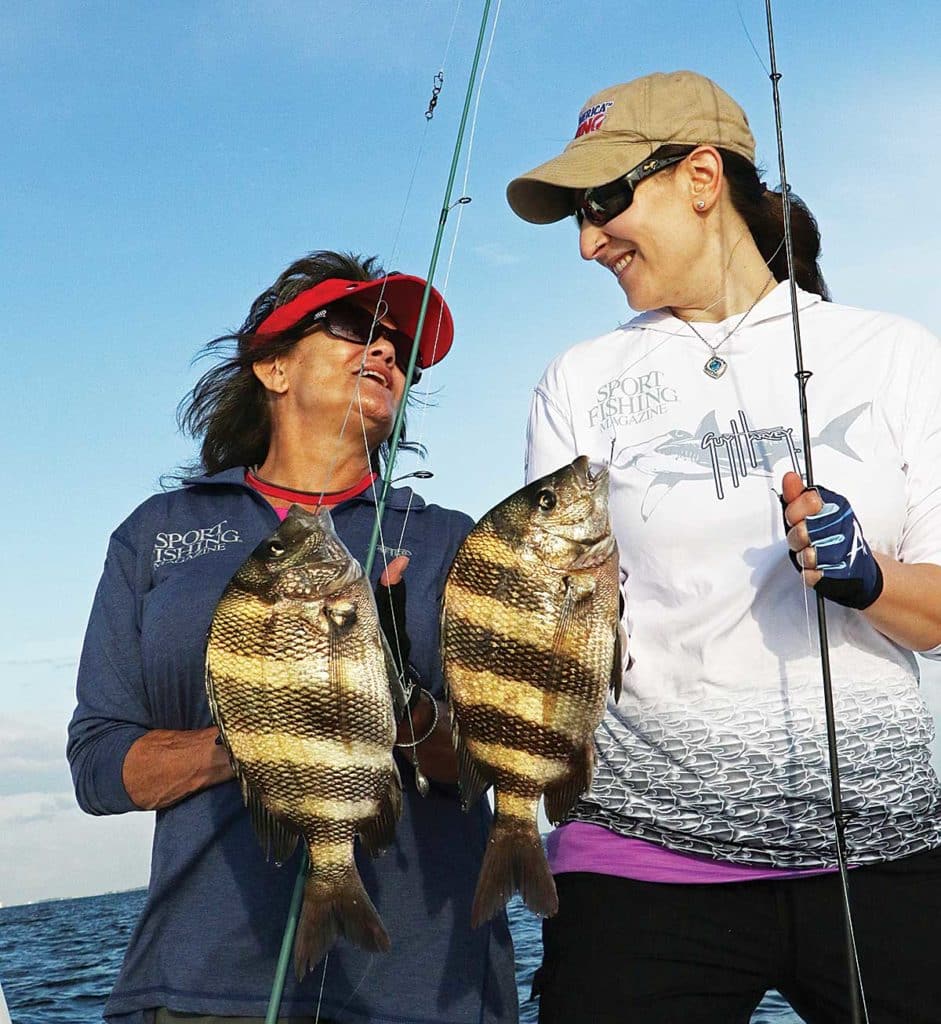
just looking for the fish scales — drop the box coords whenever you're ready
[206,505,402,978]
[209,677,393,739]
[443,456,622,927]
[444,617,605,696]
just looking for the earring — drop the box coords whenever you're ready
[696,200,706,210]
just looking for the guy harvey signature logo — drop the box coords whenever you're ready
[588,370,679,429]
[153,520,242,567]
[613,404,868,521]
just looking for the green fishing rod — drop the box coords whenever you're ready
[264,2,494,1018]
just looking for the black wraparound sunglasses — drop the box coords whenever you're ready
[311,302,422,383]
[576,153,688,227]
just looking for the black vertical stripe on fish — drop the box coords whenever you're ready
[444,617,602,696]
[450,702,583,759]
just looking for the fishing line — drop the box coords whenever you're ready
[313,951,329,1024]
[763,3,869,1020]
[264,2,498,1019]
[359,0,503,796]
[310,0,466,508]
[734,0,770,75]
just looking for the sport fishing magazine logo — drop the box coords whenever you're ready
[153,520,242,567]
[587,369,679,429]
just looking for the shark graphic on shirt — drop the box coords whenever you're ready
[613,403,870,521]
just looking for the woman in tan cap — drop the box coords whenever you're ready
[508,71,941,1023]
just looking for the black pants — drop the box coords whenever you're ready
[535,848,941,1024]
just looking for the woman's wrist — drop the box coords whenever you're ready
[123,726,234,810]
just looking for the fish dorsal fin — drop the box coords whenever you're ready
[206,662,300,866]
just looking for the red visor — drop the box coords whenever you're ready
[252,274,454,369]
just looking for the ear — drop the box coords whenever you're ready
[252,355,289,395]
[685,146,724,213]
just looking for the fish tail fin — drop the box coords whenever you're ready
[471,808,557,927]
[294,862,390,979]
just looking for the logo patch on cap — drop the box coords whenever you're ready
[575,101,614,139]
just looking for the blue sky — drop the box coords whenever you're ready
[1,1,939,905]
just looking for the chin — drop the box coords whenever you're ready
[619,280,656,313]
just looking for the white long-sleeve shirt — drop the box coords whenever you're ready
[526,282,941,866]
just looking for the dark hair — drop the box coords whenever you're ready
[176,250,425,478]
[653,144,830,300]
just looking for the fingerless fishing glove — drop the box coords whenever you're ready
[786,485,884,610]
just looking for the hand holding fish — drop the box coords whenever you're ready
[781,471,883,609]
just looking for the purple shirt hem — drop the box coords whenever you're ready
[546,821,840,883]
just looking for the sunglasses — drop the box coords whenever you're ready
[576,153,688,227]
[310,302,422,383]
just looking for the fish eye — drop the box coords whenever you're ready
[267,540,286,557]
[536,489,557,511]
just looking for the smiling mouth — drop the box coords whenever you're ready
[611,251,636,276]
[358,368,390,389]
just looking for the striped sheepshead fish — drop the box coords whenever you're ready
[206,505,403,978]
[442,456,622,926]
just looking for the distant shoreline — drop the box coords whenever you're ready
[0,886,147,911]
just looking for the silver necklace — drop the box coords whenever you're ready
[683,275,774,379]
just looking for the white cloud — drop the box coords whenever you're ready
[0,796,152,906]
[473,242,522,267]
[0,717,152,905]
[0,718,72,797]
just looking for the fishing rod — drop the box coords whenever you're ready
[263,2,495,1019]
[763,4,869,1021]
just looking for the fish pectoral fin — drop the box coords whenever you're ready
[359,763,403,856]
[324,598,357,629]
[327,619,354,740]
[451,708,491,811]
[241,778,300,866]
[543,741,595,826]
[549,575,591,662]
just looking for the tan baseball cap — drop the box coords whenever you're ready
[507,70,756,224]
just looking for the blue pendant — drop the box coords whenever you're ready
[704,355,728,379]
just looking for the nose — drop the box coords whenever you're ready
[579,219,609,262]
[368,334,397,365]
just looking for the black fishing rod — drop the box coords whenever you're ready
[763,4,869,1022]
